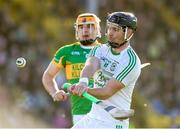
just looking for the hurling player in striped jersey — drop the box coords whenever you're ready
[69,12,141,129]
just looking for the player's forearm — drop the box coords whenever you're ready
[80,64,96,79]
[42,72,59,96]
[87,87,112,100]
[70,77,120,100]
[87,79,124,100]
[80,57,100,79]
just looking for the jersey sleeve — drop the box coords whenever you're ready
[52,47,67,68]
[113,49,141,87]
[88,45,102,59]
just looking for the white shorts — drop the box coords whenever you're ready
[72,115,86,124]
[71,114,129,129]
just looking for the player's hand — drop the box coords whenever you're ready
[51,90,68,102]
[67,84,76,94]
[68,82,88,96]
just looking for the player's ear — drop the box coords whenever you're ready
[127,28,134,38]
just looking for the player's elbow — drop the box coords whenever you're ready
[42,70,51,86]
[100,96,110,100]
[99,95,111,100]
[99,90,114,100]
[102,87,118,99]
[42,71,47,86]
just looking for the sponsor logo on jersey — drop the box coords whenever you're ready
[101,57,111,68]
[101,57,118,72]
[85,53,90,58]
[71,51,80,56]
[66,63,84,79]
[83,51,87,54]
[94,69,112,88]
[110,62,117,71]
[116,125,123,129]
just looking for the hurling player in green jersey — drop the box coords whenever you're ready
[42,13,101,124]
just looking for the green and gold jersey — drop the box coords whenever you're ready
[52,42,100,115]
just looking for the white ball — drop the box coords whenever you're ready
[144,103,147,107]
[16,57,26,68]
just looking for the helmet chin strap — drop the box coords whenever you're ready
[108,41,127,48]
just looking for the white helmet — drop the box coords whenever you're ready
[75,13,101,45]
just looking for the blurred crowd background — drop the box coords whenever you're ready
[0,0,180,128]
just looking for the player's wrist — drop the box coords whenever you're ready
[86,87,90,93]
[79,77,89,85]
[51,90,61,98]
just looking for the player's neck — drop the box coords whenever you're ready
[88,41,97,46]
[112,42,129,53]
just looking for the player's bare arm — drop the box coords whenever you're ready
[42,62,67,101]
[71,77,125,99]
[88,78,125,99]
[68,56,100,96]
[70,56,125,99]
[81,56,100,78]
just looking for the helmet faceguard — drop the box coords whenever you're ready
[75,13,101,45]
[106,12,137,48]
